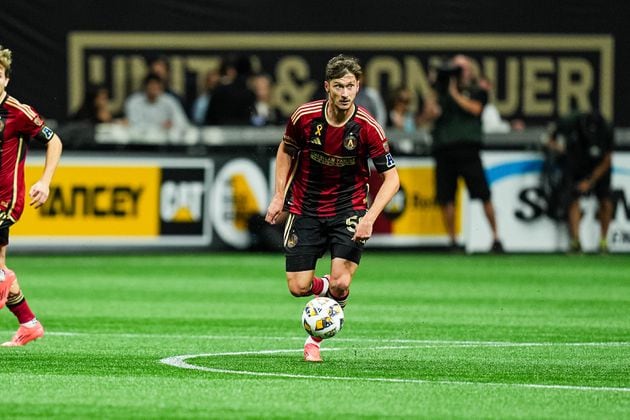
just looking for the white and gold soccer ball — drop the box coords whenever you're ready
[302,297,344,339]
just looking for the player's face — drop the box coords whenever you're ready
[0,66,8,97]
[325,73,359,112]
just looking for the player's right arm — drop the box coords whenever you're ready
[266,105,306,225]
[265,140,296,225]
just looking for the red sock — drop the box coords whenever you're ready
[311,276,324,295]
[7,296,36,324]
[308,336,323,344]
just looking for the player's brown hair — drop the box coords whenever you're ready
[0,45,12,78]
[325,54,362,81]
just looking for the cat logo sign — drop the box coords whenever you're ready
[160,181,204,223]
[158,165,211,239]
[210,159,268,249]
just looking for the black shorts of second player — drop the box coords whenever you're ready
[434,146,491,204]
[570,170,612,201]
[283,211,366,272]
[0,217,15,247]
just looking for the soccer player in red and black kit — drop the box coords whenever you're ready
[0,45,63,346]
[265,54,400,362]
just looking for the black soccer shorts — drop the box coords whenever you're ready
[0,217,15,247]
[283,210,366,272]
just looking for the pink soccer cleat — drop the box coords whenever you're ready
[304,342,322,362]
[2,321,45,347]
[0,269,16,310]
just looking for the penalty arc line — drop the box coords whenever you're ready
[12,330,629,393]
[159,346,630,394]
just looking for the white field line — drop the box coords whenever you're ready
[31,331,630,348]
[11,330,628,392]
[159,347,630,394]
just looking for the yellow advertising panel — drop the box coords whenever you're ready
[13,165,160,236]
[390,165,463,236]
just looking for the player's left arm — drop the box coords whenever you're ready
[352,121,400,242]
[30,132,63,208]
[352,165,400,243]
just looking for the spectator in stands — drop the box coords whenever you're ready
[62,83,120,149]
[71,83,115,124]
[147,55,185,106]
[419,54,503,253]
[249,73,282,126]
[204,55,256,125]
[546,110,614,253]
[387,86,417,133]
[190,68,221,125]
[124,72,190,139]
[355,75,387,127]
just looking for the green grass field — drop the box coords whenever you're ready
[0,252,629,419]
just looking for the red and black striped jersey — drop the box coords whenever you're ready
[0,93,55,223]
[282,99,395,217]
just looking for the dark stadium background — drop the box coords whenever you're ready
[1,0,629,126]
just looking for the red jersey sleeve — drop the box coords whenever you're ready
[360,113,396,173]
[282,116,302,153]
[366,123,389,158]
[19,103,55,144]
[356,106,390,158]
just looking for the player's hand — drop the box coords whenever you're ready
[29,181,50,209]
[265,195,285,225]
[351,218,373,244]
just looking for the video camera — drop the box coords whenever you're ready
[432,61,462,93]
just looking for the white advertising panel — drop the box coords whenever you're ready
[467,151,630,253]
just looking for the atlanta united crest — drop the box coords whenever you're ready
[286,233,298,248]
[344,133,357,151]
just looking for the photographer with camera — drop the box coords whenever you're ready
[545,110,614,253]
[419,54,503,252]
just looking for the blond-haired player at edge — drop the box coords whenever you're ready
[0,45,63,346]
[266,54,400,362]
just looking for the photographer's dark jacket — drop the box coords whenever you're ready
[553,111,613,178]
[431,84,488,151]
